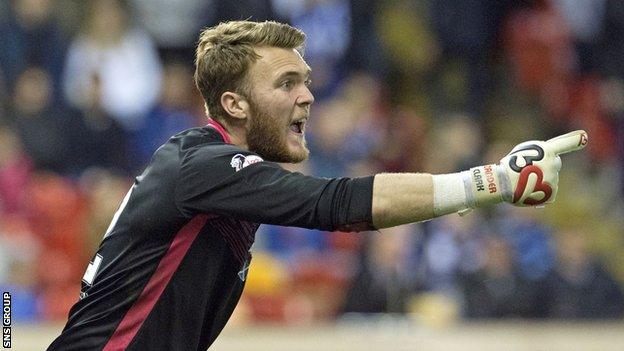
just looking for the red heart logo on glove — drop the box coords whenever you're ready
[512,165,553,205]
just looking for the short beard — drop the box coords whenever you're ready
[245,98,309,163]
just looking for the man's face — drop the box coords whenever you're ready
[243,46,314,163]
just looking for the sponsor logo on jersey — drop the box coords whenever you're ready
[230,154,263,172]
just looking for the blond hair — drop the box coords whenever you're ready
[194,21,305,120]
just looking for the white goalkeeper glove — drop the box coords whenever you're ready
[432,130,588,216]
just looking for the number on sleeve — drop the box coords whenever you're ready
[104,184,135,238]
[82,253,103,286]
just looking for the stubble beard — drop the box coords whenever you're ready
[245,99,309,163]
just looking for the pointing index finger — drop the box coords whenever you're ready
[545,130,588,155]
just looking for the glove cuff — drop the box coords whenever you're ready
[432,173,470,216]
[464,164,509,207]
[432,164,513,217]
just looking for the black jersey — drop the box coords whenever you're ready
[48,120,374,351]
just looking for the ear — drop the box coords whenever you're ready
[221,91,250,121]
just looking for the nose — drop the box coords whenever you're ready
[296,85,315,107]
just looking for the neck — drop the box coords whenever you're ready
[208,117,248,150]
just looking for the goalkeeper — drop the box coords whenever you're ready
[48,20,588,351]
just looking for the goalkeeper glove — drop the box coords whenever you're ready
[433,130,588,216]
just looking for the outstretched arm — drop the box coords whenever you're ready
[371,130,588,229]
[372,173,434,228]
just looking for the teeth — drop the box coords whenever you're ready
[290,123,301,133]
[289,119,306,133]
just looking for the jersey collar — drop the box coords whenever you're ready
[206,118,232,144]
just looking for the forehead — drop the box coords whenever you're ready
[249,46,311,81]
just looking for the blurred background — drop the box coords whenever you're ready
[1,0,623,349]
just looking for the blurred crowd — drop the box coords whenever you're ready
[0,0,623,325]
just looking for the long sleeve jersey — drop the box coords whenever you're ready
[48,122,374,351]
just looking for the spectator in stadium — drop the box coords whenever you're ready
[600,0,624,80]
[48,20,586,350]
[69,73,132,175]
[342,224,421,313]
[545,227,624,319]
[422,214,485,296]
[552,0,606,74]
[0,125,32,216]
[9,67,75,174]
[307,73,383,177]
[460,234,535,318]
[275,0,352,99]
[135,59,200,166]
[430,0,512,118]
[62,0,162,132]
[130,0,214,62]
[0,0,66,102]
[498,208,555,283]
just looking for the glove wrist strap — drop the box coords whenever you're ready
[432,173,470,216]
[465,164,507,207]
[432,164,512,217]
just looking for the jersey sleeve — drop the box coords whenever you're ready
[174,144,375,232]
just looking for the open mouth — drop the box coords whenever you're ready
[289,119,306,134]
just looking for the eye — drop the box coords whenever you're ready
[281,80,294,90]
[304,78,312,87]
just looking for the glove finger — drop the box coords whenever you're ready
[546,178,558,204]
[545,130,588,155]
[546,189,557,204]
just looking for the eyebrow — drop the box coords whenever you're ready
[275,69,312,82]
